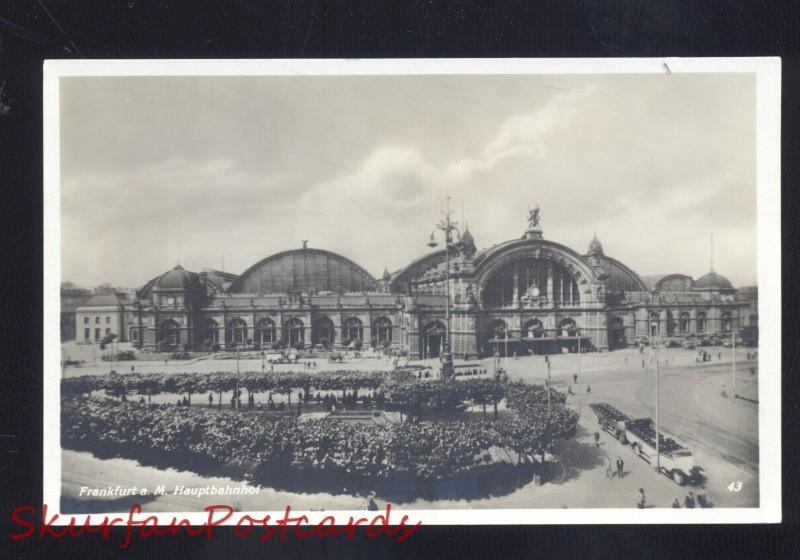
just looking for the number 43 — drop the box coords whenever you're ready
[727,481,743,492]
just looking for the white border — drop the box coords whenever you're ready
[43,57,781,525]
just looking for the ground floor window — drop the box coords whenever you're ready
[680,312,690,333]
[94,328,101,341]
[696,312,706,333]
[256,318,277,347]
[84,328,90,342]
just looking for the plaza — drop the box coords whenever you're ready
[60,344,758,510]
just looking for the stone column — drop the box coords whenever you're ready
[547,265,554,305]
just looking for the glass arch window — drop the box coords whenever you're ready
[482,257,580,307]
[343,317,363,345]
[256,318,276,348]
[372,317,392,345]
[227,318,248,346]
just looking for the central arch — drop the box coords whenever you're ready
[474,239,598,307]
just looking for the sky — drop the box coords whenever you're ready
[59,72,757,289]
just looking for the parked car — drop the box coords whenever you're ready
[682,340,697,350]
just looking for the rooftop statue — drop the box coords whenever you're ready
[527,204,541,230]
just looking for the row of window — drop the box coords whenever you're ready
[83,327,112,342]
[159,295,184,307]
[133,316,395,348]
[83,316,112,324]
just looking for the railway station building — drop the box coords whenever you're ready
[74,208,753,359]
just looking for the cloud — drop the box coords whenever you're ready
[59,75,757,288]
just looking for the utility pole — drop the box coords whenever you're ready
[546,359,551,412]
[654,330,661,474]
[235,346,240,413]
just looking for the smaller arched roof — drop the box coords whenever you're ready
[605,256,648,292]
[654,273,694,292]
[389,249,447,294]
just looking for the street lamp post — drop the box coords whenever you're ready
[428,195,458,381]
[732,316,737,392]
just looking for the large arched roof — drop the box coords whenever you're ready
[228,248,378,294]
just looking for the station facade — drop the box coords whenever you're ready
[75,209,752,358]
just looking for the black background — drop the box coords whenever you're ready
[1,1,798,557]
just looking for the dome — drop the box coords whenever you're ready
[587,234,604,256]
[155,265,200,290]
[693,271,734,291]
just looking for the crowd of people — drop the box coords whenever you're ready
[61,376,578,491]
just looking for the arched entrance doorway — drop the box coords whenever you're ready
[313,316,336,348]
[372,317,392,347]
[159,319,180,350]
[421,320,446,359]
[226,318,248,347]
[283,318,305,349]
[558,318,577,338]
[522,319,545,339]
[608,316,625,349]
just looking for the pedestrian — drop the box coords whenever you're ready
[586,385,591,393]
[672,498,680,508]
[593,431,600,448]
[637,488,646,509]
[684,492,695,509]
[208,393,213,407]
[573,373,578,384]
[605,457,613,478]
[366,493,379,511]
[718,352,721,361]
[131,365,135,372]
[642,359,645,368]
[624,357,628,365]
[697,488,708,508]
[616,456,624,478]
[568,385,573,395]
